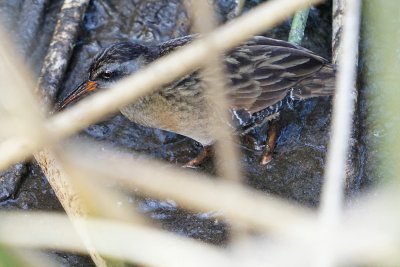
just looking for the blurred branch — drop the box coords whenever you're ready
[333,0,360,193]
[0,212,233,267]
[190,1,242,181]
[26,1,110,266]
[316,0,362,266]
[62,142,316,238]
[34,150,108,267]
[288,7,310,45]
[1,189,400,266]
[55,148,148,224]
[0,0,323,172]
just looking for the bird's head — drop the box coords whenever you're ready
[57,42,157,111]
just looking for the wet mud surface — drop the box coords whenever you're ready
[0,0,372,266]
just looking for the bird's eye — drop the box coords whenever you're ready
[101,71,112,79]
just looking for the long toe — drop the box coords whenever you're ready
[182,145,213,168]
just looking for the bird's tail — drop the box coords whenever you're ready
[293,64,336,99]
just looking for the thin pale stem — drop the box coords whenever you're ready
[316,0,362,266]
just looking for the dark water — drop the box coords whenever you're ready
[0,0,371,266]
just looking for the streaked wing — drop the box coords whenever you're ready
[158,35,332,114]
[225,36,329,113]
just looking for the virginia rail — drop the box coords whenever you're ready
[58,35,335,167]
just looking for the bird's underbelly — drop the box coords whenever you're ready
[119,90,290,145]
[120,97,215,145]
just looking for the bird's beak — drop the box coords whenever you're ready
[56,80,97,111]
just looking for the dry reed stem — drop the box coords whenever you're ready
[1,190,400,266]
[62,142,316,238]
[29,1,107,265]
[54,148,148,224]
[0,212,234,267]
[1,13,107,265]
[316,0,361,266]
[34,149,108,267]
[190,1,242,181]
[0,0,322,171]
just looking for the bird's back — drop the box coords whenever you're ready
[157,35,335,136]
[224,36,335,112]
[222,36,335,132]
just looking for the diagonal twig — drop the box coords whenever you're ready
[35,0,91,108]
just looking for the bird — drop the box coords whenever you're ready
[57,35,335,167]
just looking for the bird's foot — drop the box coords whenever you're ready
[260,145,274,165]
[182,145,213,168]
[260,120,280,165]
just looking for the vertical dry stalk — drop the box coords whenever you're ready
[189,1,242,182]
[35,150,108,267]
[55,149,147,224]
[316,0,361,266]
[333,0,359,193]
[30,0,108,265]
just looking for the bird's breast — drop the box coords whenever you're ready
[119,91,216,145]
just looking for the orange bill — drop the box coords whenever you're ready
[56,80,97,111]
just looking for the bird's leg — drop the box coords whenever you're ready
[182,145,213,168]
[260,120,281,165]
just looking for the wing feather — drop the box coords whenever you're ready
[224,36,333,113]
[158,35,334,114]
